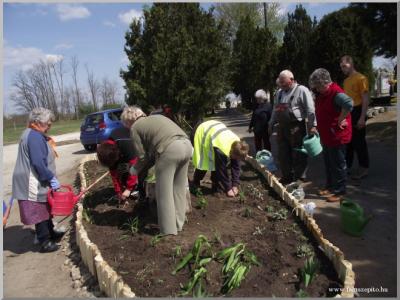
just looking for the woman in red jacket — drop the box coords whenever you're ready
[309,68,353,202]
[96,127,139,202]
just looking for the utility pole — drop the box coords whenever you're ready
[263,2,268,28]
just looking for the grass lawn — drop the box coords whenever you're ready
[3,119,83,145]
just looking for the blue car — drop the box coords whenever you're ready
[80,108,124,151]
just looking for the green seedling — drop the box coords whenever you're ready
[270,208,288,221]
[252,226,264,236]
[82,208,93,224]
[123,216,140,235]
[212,229,223,245]
[238,190,246,204]
[150,234,163,247]
[300,256,319,287]
[296,289,308,297]
[118,234,130,241]
[172,245,182,260]
[297,235,309,242]
[193,281,208,297]
[296,244,314,258]
[179,267,207,296]
[192,187,203,197]
[196,197,208,209]
[243,207,253,218]
[265,205,275,213]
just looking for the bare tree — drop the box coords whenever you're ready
[11,60,60,118]
[100,77,121,107]
[85,64,100,110]
[70,55,82,119]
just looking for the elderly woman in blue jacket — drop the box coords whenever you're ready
[12,107,64,253]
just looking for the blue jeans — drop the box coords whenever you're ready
[322,144,347,194]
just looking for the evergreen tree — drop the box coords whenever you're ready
[120,3,231,124]
[349,3,397,58]
[278,5,314,86]
[310,8,374,86]
[231,16,278,108]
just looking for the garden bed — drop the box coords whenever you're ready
[79,158,345,297]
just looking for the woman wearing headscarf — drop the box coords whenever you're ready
[121,106,193,236]
[12,107,64,253]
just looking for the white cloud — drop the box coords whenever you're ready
[54,43,74,50]
[56,4,91,21]
[118,9,142,25]
[103,20,116,28]
[278,3,290,16]
[4,45,64,70]
[120,54,129,65]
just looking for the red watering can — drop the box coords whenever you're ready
[47,171,109,216]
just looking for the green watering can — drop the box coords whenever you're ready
[295,133,323,157]
[340,199,372,237]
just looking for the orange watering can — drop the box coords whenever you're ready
[47,171,109,216]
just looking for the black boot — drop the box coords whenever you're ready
[40,240,60,253]
[50,228,66,242]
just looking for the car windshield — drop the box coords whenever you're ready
[85,114,103,125]
[108,111,122,121]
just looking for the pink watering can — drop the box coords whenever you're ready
[47,171,109,216]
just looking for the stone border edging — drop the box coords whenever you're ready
[245,156,355,298]
[75,154,354,298]
[76,153,136,298]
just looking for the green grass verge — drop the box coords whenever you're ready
[3,119,83,145]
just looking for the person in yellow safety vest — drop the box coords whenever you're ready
[191,120,249,197]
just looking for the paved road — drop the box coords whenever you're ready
[218,108,397,297]
[3,131,90,298]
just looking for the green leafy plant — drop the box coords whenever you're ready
[296,244,314,258]
[212,229,223,245]
[216,243,261,294]
[300,256,319,287]
[172,245,182,259]
[265,205,275,213]
[238,190,246,204]
[150,234,163,247]
[270,208,288,221]
[296,289,308,297]
[173,235,213,296]
[243,207,253,218]
[123,216,140,235]
[252,226,264,236]
[196,197,208,209]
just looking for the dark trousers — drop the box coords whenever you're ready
[322,144,347,194]
[193,149,234,193]
[277,121,308,182]
[35,218,56,244]
[346,106,369,169]
[254,132,271,152]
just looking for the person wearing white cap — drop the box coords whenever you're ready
[248,89,272,152]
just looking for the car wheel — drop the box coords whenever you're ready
[84,144,97,152]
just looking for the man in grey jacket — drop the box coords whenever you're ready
[269,70,317,185]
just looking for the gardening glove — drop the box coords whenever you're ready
[226,189,235,197]
[50,177,61,190]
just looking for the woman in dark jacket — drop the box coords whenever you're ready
[248,89,272,152]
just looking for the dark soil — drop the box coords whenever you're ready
[81,160,342,297]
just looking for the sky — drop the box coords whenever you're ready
[2,2,395,115]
